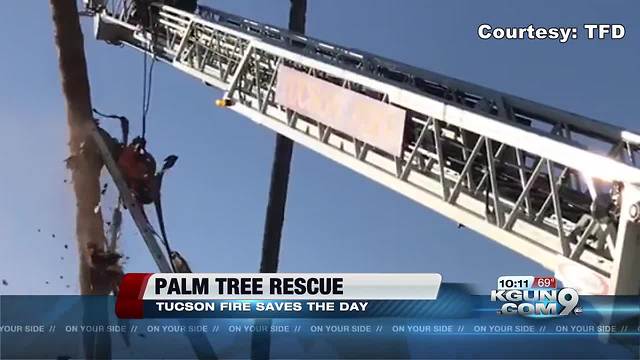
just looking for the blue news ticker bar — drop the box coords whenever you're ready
[0,285,638,359]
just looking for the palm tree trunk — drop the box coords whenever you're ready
[252,2,307,359]
[50,1,112,358]
[50,0,110,296]
[259,0,307,276]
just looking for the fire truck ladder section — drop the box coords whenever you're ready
[87,2,640,295]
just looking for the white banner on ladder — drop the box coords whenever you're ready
[275,66,406,157]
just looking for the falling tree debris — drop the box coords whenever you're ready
[89,246,124,294]
[101,183,108,195]
[38,229,41,232]
[60,275,64,279]
[2,279,8,286]
[64,244,68,249]
[52,234,56,238]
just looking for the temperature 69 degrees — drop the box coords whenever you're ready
[497,276,557,289]
[492,276,580,317]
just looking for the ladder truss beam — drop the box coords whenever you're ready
[88,2,640,294]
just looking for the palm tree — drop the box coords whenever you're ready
[50,0,113,357]
[260,0,307,276]
[252,1,307,359]
[50,0,112,296]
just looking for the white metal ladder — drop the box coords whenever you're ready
[86,1,640,295]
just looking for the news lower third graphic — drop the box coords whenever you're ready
[116,273,442,319]
[0,274,638,359]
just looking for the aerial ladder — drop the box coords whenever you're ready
[83,0,640,295]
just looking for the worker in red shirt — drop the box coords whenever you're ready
[117,136,157,204]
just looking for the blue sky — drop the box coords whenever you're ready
[0,0,638,295]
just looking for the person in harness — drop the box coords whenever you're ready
[93,109,188,273]
[117,136,157,205]
[116,135,183,269]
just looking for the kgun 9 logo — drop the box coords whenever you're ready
[490,288,580,317]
